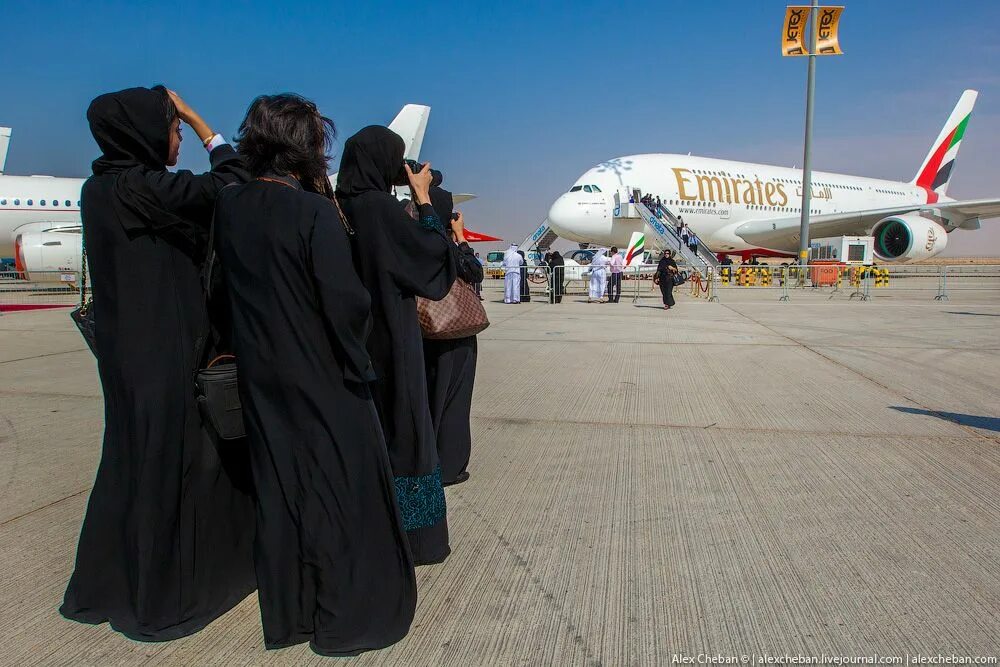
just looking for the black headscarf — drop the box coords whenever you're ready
[86,86,192,243]
[335,126,405,197]
[89,86,172,174]
[548,250,564,267]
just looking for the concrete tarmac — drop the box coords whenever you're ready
[1,287,999,665]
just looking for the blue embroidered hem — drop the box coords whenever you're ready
[394,466,447,531]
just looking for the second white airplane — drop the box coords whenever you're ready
[546,90,1000,263]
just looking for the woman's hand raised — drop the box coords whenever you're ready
[405,162,433,205]
[166,89,214,145]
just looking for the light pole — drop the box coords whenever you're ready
[797,0,820,271]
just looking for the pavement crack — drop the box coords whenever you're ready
[451,493,604,666]
[0,487,89,528]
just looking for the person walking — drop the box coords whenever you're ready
[607,246,624,303]
[655,249,679,310]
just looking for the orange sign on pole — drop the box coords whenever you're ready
[815,6,845,55]
[781,6,810,56]
[782,5,844,56]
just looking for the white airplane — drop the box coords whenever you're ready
[3,104,462,274]
[546,90,1000,263]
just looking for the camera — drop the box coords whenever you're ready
[394,159,444,188]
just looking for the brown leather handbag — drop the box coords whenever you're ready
[417,278,490,340]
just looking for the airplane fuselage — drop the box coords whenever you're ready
[547,153,944,254]
[0,175,85,256]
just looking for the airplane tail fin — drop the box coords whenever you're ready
[910,90,977,202]
[388,104,430,161]
[624,231,645,266]
[0,127,11,174]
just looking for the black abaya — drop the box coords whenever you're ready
[337,127,457,565]
[518,251,531,301]
[61,87,256,641]
[423,187,482,483]
[547,252,565,303]
[214,174,416,654]
[656,256,678,307]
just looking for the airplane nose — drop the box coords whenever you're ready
[547,194,580,231]
[547,192,609,238]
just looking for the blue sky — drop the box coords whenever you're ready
[3,0,999,254]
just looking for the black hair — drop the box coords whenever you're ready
[611,246,618,253]
[234,94,336,190]
[150,85,178,126]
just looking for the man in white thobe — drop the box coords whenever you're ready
[503,244,524,304]
[588,248,609,302]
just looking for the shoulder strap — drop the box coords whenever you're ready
[203,182,240,299]
[79,227,88,307]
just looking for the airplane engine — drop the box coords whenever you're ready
[14,231,82,280]
[870,214,947,262]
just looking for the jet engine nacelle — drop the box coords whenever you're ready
[14,231,82,280]
[870,214,947,262]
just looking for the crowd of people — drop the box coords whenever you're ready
[61,86,482,657]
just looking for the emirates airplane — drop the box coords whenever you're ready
[1,104,458,273]
[546,90,1000,262]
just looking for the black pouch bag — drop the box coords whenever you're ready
[196,354,245,440]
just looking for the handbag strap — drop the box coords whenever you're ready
[79,226,88,307]
[203,183,239,300]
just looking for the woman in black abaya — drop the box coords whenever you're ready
[336,127,457,565]
[215,95,415,656]
[61,86,255,641]
[424,185,482,486]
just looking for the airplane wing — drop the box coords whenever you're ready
[735,198,1000,252]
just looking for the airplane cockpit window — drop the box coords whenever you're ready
[591,185,601,192]
[570,185,583,192]
[583,185,593,193]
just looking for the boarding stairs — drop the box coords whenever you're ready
[517,218,560,255]
[633,202,719,273]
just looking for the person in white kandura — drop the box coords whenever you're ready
[588,248,609,303]
[503,244,524,304]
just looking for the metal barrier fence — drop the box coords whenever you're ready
[0,270,82,311]
[3,265,996,313]
[708,264,1000,302]
[479,264,1000,303]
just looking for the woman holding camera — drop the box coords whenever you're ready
[336,126,457,565]
[424,185,482,486]
[213,96,417,656]
[61,86,255,641]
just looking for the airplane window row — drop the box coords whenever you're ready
[875,188,904,195]
[0,198,79,207]
[569,184,602,193]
